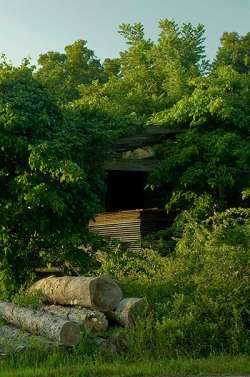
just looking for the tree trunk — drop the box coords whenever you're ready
[107,298,146,328]
[43,305,108,333]
[0,302,81,346]
[30,276,123,311]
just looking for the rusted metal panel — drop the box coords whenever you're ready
[89,209,141,224]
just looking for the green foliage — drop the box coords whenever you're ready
[35,19,208,124]
[75,19,208,123]
[98,245,168,281]
[150,66,250,128]
[157,209,250,355]
[213,32,250,73]
[12,289,44,310]
[149,67,250,211]
[0,62,113,298]
[100,209,250,357]
[36,40,106,104]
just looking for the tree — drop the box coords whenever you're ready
[75,20,209,123]
[0,61,112,297]
[149,67,250,212]
[150,19,209,104]
[36,40,106,104]
[213,32,250,73]
[103,58,121,77]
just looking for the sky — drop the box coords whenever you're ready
[0,0,249,66]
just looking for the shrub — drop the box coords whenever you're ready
[99,208,250,357]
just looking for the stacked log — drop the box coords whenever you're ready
[0,276,145,354]
[30,276,123,311]
[43,305,108,333]
[107,298,146,328]
[0,302,81,346]
[0,325,57,355]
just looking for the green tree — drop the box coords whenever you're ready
[213,32,250,73]
[36,40,105,103]
[0,61,111,297]
[76,20,208,123]
[149,67,250,212]
[103,58,121,78]
[150,19,208,104]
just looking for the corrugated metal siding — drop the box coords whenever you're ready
[89,209,169,251]
[140,209,170,236]
[89,210,141,224]
[89,210,141,250]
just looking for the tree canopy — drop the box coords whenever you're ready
[36,40,106,104]
[41,20,208,123]
[213,32,250,73]
[149,67,250,212]
[0,61,115,296]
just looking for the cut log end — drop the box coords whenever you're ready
[92,277,123,311]
[60,322,81,346]
[108,298,146,328]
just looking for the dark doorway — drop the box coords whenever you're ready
[105,171,148,211]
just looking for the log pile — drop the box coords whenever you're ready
[0,276,146,356]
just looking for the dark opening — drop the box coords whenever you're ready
[105,171,148,211]
[105,170,167,212]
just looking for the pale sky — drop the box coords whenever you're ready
[0,0,249,66]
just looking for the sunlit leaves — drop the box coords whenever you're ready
[150,67,250,129]
[36,40,105,104]
[149,66,250,212]
[0,63,108,296]
[28,143,86,183]
[74,19,208,123]
[214,31,250,73]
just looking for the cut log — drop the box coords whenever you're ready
[0,302,81,346]
[43,305,108,333]
[0,325,56,355]
[30,276,123,311]
[107,298,146,328]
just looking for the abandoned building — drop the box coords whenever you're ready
[89,126,179,249]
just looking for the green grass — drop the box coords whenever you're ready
[1,355,250,377]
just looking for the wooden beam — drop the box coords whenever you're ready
[114,127,181,151]
[104,159,160,172]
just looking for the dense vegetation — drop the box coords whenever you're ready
[0,19,249,373]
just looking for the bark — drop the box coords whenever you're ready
[0,325,56,355]
[43,305,108,333]
[108,298,146,328]
[0,302,81,346]
[30,276,123,311]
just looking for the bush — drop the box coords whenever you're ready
[0,62,116,298]
[99,208,250,357]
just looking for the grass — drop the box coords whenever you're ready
[1,355,250,377]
